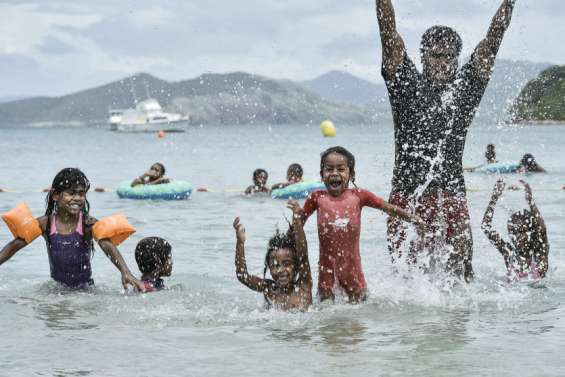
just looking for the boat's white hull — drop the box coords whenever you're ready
[115,119,189,133]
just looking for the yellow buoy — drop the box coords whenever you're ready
[320,120,336,137]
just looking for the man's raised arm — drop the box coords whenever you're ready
[376,0,406,78]
[471,0,516,79]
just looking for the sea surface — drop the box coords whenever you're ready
[1,121,564,377]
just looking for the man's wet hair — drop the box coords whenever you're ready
[421,26,462,57]
[135,237,172,274]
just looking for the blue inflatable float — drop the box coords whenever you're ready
[271,180,326,199]
[116,181,193,200]
[473,162,520,174]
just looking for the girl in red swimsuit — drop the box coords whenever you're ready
[300,146,425,303]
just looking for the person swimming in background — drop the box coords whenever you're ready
[481,179,549,280]
[0,168,145,291]
[134,237,172,292]
[244,168,269,195]
[233,202,312,311]
[464,144,498,172]
[297,146,425,303]
[131,162,170,187]
[270,163,304,191]
[517,153,546,173]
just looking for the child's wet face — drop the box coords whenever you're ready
[54,186,86,215]
[148,164,163,179]
[287,168,301,183]
[321,153,351,197]
[268,248,296,288]
[254,172,268,187]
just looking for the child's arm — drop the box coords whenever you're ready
[0,216,46,266]
[233,217,268,293]
[360,190,425,233]
[147,176,170,185]
[521,180,549,275]
[481,179,513,267]
[96,238,146,292]
[287,200,312,290]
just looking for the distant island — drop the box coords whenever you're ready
[512,65,565,123]
[0,72,373,127]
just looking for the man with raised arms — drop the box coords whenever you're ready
[376,0,517,280]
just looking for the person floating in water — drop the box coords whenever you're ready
[481,179,549,280]
[376,0,517,281]
[233,201,312,311]
[0,168,145,291]
[131,162,170,187]
[271,163,304,191]
[464,144,498,172]
[298,147,424,303]
[135,236,173,292]
[517,153,546,173]
[244,168,269,195]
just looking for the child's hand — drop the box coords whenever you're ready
[233,217,246,242]
[520,179,533,204]
[122,273,146,292]
[286,199,302,219]
[493,179,505,198]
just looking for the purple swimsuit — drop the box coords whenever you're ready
[47,212,93,288]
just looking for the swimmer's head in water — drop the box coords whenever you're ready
[286,163,303,183]
[520,153,539,172]
[264,226,298,288]
[253,169,269,187]
[486,144,496,163]
[421,26,462,85]
[135,237,173,278]
[148,163,166,179]
[320,146,355,197]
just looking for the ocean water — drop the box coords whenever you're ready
[0,122,564,377]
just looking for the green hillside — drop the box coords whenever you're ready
[512,65,565,122]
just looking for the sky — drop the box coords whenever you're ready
[0,0,563,97]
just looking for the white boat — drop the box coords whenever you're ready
[108,99,189,133]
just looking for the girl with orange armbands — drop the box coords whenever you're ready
[0,168,145,291]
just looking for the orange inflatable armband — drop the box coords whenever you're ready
[92,213,136,246]
[2,202,42,244]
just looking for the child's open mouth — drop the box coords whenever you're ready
[328,180,342,190]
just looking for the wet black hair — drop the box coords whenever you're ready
[508,209,545,257]
[135,236,172,275]
[421,26,462,57]
[253,168,268,182]
[263,225,298,281]
[153,162,166,177]
[320,146,356,185]
[520,153,540,172]
[287,163,303,178]
[44,168,92,252]
[485,144,496,163]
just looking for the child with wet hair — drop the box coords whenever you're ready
[233,199,312,311]
[482,179,549,280]
[271,163,304,191]
[131,162,170,187]
[298,146,425,303]
[244,168,269,195]
[135,236,173,292]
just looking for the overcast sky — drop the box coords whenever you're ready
[0,0,563,97]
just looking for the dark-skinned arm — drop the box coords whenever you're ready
[0,238,28,266]
[96,238,146,292]
[287,200,312,293]
[233,217,268,293]
[521,180,549,276]
[471,0,517,79]
[376,0,406,78]
[481,179,513,268]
